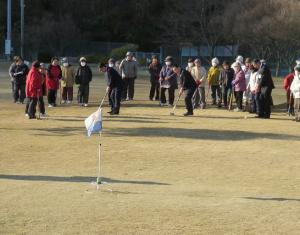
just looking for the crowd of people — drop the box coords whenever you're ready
[7,52,300,121]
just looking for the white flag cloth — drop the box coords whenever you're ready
[85,108,102,137]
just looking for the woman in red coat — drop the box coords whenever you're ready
[26,61,43,119]
[46,57,62,107]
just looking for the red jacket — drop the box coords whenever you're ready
[46,65,62,90]
[26,67,43,98]
[283,73,294,91]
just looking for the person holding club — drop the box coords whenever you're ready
[99,62,123,115]
[172,64,197,116]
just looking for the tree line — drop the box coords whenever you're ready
[1,0,300,71]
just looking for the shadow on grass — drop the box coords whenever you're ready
[0,174,170,186]
[242,197,300,202]
[33,127,84,136]
[106,127,300,141]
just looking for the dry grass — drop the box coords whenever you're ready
[0,66,300,235]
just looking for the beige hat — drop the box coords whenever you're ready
[79,57,87,62]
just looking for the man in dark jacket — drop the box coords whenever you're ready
[76,57,92,107]
[99,62,123,115]
[148,55,162,101]
[220,61,235,108]
[10,56,29,103]
[253,59,275,118]
[172,64,197,116]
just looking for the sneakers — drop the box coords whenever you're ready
[62,100,66,104]
[84,103,88,107]
[67,100,72,104]
[25,113,29,117]
[234,108,242,112]
[40,113,47,119]
[48,104,54,108]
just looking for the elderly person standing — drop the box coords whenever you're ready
[148,55,162,101]
[231,62,246,112]
[159,56,178,106]
[61,57,75,104]
[190,58,207,109]
[119,51,138,101]
[207,57,221,106]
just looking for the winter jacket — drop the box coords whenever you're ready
[232,70,246,92]
[119,59,138,78]
[248,70,259,93]
[207,66,221,86]
[10,63,29,84]
[26,66,43,98]
[283,73,294,91]
[257,65,275,90]
[107,67,123,89]
[220,68,234,88]
[159,65,178,89]
[190,66,207,88]
[61,65,75,88]
[148,62,162,81]
[46,64,62,90]
[290,75,300,99]
[75,65,92,86]
[244,66,252,86]
[179,69,197,90]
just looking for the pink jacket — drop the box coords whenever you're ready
[232,70,246,92]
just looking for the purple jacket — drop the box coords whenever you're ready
[232,70,246,92]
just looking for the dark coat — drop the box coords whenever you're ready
[107,67,123,89]
[11,63,29,84]
[258,65,275,90]
[179,69,197,90]
[220,68,234,88]
[75,65,92,85]
[148,63,162,81]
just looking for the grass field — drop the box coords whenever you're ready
[0,64,300,235]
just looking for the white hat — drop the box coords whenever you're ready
[232,61,241,67]
[211,57,219,65]
[236,55,244,64]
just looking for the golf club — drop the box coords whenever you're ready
[170,92,182,116]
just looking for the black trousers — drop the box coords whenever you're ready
[160,87,175,105]
[14,83,26,103]
[258,87,272,118]
[184,88,196,114]
[235,91,243,109]
[122,77,135,100]
[149,79,160,100]
[77,85,89,104]
[110,87,122,114]
[48,89,57,105]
